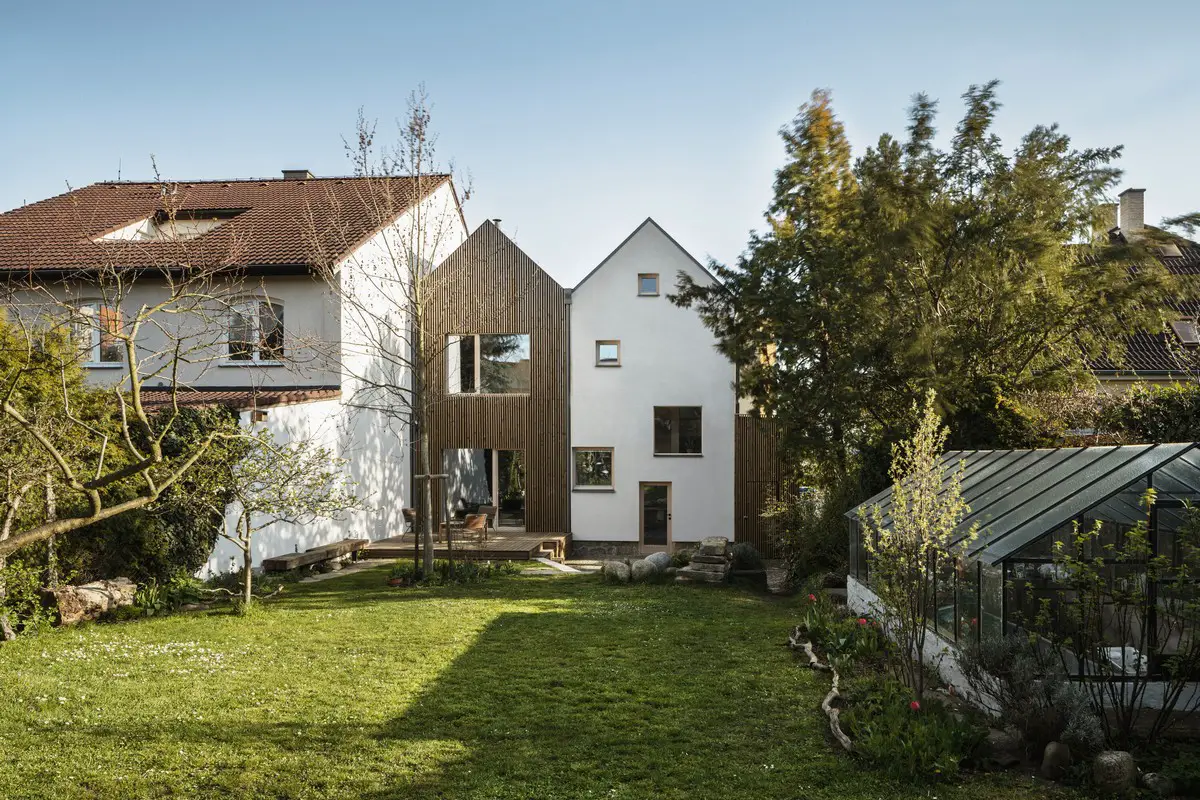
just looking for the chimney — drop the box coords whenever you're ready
[282,169,315,180]
[1119,188,1145,236]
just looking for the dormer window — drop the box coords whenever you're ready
[73,303,125,366]
[228,299,284,362]
[97,208,246,243]
[1171,318,1200,347]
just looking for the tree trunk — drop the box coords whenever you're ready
[44,474,58,588]
[242,516,253,608]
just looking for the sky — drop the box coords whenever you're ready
[3,0,1199,287]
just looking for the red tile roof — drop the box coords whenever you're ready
[0,175,451,273]
[140,386,341,411]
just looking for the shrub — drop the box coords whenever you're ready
[729,542,764,571]
[388,559,520,587]
[766,477,852,590]
[0,555,57,635]
[841,675,985,782]
[957,633,1103,757]
[670,549,693,568]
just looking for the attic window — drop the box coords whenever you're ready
[1171,319,1200,347]
[97,208,246,242]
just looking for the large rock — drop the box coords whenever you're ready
[644,552,672,571]
[1141,773,1175,798]
[676,564,729,584]
[42,578,137,626]
[1039,741,1072,781]
[630,559,659,583]
[602,561,631,584]
[1093,750,1136,796]
[977,727,1023,769]
[696,536,728,557]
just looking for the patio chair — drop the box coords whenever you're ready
[476,505,498,532]
[463,513,488,543]
[402,507,416,533]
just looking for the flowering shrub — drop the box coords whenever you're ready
[841,676,985,782]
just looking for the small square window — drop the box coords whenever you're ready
[596,340,620,366]
[638,273,659,296]
[574,448,614,489]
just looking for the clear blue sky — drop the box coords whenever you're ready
[3,0,1198,286]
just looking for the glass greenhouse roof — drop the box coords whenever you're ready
[847,443,1200,565]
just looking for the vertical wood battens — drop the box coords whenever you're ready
[734,415,782,557]
[426,222,571,533]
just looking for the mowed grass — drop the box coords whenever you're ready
[0,568,1072,799]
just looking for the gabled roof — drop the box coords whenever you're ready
[0,175,452,274]
[848,443,1200,565]
[573,217,719,293]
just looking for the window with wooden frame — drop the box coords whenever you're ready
[595,340,620,367]
[637,273,659,296]
[653,406,702,455]
[73,302,125,366]
[447,333,531,394]
[573,447,614,490]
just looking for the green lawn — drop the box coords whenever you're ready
[0,568,1071,799]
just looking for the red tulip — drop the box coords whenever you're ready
[909,701,920,711]
[808,594,816,602]
[857,618,867,626]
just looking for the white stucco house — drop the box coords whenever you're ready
[0,171,467,572]
[569,218,736,556]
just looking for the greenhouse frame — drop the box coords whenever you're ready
[847,443,1200,680]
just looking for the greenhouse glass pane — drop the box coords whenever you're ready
[957,561,980,644]
[981,564,1003,640]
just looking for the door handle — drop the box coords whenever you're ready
[668,513,672,520]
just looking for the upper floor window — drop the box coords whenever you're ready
[73,303,125,366]
[595,340,620,366]
[447,333,531,394]
[654,406,702,455]
[228,299,284,362]
[638,273,660,296]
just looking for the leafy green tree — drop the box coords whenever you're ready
[673,82,1175,492]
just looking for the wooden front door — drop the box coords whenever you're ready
[639,482,672,553]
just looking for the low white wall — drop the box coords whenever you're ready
[848,576,1200,712]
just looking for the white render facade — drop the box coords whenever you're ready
[569,219,736,554]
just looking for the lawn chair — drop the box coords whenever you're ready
[463,513,488,543]
[476,505,498,533]
[402,507,416,533]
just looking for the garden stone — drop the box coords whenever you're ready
[41,578,137,626]
[978,727,1023,769]
[630,559,658,582]
[663,567,678,578]
[1039,741,1072,780]
[1093,751,1136,796]
[696,536,728,557]
[1141,772,1175,798]
[602,561,631,583]
[644,552,672,571]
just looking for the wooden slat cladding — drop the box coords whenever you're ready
[425,221,570,534]
[735,415,782,557]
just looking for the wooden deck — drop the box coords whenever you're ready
[365,529,570,562]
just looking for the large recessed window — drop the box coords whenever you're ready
[73,303,125,366]
[574,448,614,490]
[638,273,659,296]
[447,334,531,394]
[595,340,620,366]
[228,299,284,362]
[654,406,702,455]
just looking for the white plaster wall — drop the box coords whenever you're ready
[570,220,735,546]
[848,576,1200,713]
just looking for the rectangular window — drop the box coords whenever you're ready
[638,273,659,296]
[74,303,125,365]
[595,340,620,366]
[447,333,531,394]
[228,299,284,362]
[653,406,702,455]
[574,448,614,489]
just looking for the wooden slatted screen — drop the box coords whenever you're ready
[735,414,781,557]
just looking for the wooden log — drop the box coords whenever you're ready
[41,578,136,626]
[787,628,852,753]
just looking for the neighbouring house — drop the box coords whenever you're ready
[1091,187,1200,390]
[424,220,571,536]
[569,219,736,556]
[847,443,1200,709]
[0,172,467,572]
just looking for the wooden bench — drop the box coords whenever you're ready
[261,538,371,572]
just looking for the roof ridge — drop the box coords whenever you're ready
[93,173,452,187]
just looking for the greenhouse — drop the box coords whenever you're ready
[847,443,1200,679]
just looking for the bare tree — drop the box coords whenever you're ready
[304,87,534,573]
